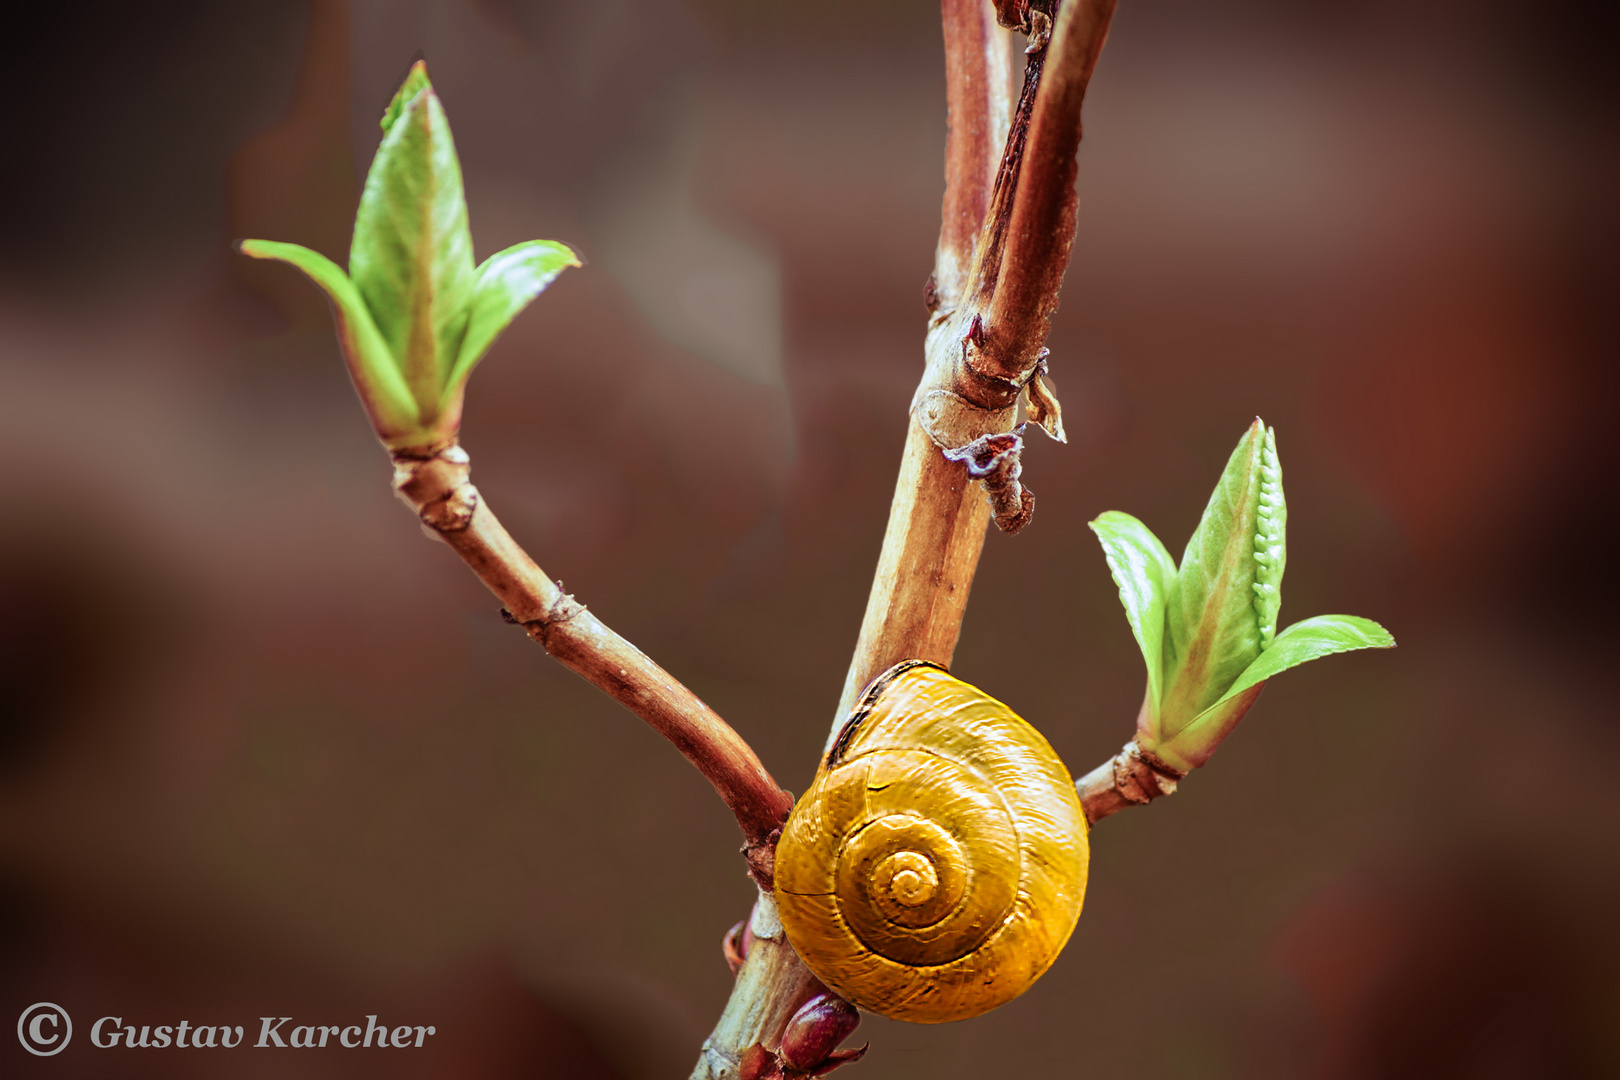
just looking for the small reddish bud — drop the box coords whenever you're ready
[779,993,859,1072]
[723,919,750,975]
[965,311,986,348]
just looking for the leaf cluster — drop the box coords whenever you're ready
[239,62,577,450]
[1091,420,1393,772]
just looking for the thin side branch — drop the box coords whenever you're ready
[934,0,1016,308]
[981,0,1116,371]
[391,445,793,885]
[961,2,1052,314]
[1075,738,1184,824]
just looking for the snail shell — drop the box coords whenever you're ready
[774,661,1088,1023]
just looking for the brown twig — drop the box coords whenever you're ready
[389,444,793,886]
[831,417,996,727]
[1075,737,1185,824]
[960,0,1052,316]
[830,1,1018,728]
[980,0,1116,372]
[934,0,1016,309]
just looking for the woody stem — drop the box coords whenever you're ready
[390,444,793,885]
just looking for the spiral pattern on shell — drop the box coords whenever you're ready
[774,662,1089,1023]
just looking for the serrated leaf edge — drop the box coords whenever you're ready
[380,59,433,135]
[1252,425,1285,648]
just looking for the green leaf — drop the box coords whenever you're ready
[1159,419,1268,732]
[1218,614,1395,706]
[442,240,580,411]
[237,239,419,437]
[349,64,475,420]
[1089,511,1176,717]
[1162,614,1395,771]
[380,59,432,135]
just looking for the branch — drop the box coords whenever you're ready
[833,0,1018,728]
[694,893,829,1080]
[692,2,1122,1074]
[390,444,793,886]
[837,0,1116,724]
[690,4,1018,1076]
[832,420,994,726]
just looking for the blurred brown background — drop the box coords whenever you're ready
[1,1,1616,1076]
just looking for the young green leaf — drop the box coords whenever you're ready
[241,61,579,451]
[1214,614,1394,708]
[236,239,419,437]
[442,240,581,410]
[1091,418,1394,773]
[1089,511,1175,715]
[1159,419,1267,733]
[349,66,475,417]
[1162,614,1394,770]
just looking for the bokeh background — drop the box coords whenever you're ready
[2,1,1617,1076]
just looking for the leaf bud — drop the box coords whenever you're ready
[1091,419,1393,773]
[238,60,577,451]
[779,993,859,1072]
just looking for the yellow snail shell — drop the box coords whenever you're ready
[774,661,1089,1023]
